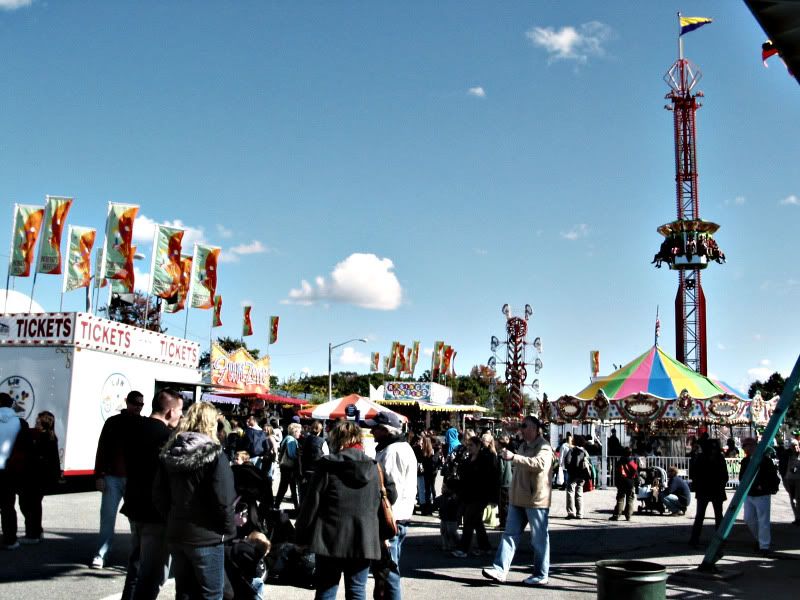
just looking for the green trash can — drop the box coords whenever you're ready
[596,559,666,600]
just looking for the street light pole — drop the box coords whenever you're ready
[328,337,367,401]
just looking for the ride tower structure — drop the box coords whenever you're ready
[652,38,725,375]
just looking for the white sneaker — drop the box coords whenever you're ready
[523,575,549,586]
[481,567,506,583]
[90,556,104,569]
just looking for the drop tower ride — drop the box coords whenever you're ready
[652,35,725,375]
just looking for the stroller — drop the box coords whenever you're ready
[636,466,668,514]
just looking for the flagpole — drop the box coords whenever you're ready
[100,202,112,316]
[3,204,19,313]
[655,305,660,347]
[677,12,684,60]
[28,270,38,312]
[143,224,159,331]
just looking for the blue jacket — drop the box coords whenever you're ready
[665,475,692,508]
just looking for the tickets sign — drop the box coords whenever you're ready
[210,343,270,394]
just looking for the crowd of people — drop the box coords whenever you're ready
[3,389,800,598]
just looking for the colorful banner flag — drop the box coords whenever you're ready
[447,349,457,377]
[441,345,454,377]
[93,247,107,289]
[410,341,420,374]
[590,350,600,378]
[431,340,444,379]
[9,204,45,277]
[189,244,221,309]
[242,305,253,337]
[63,226,96,293]
[164,255,192,313]
[396,344,407,374]
[102,203,139,280]
[269,316,279,345]
[213,295,223,327]
[388,341,399,369]
[370,352,380,373]
[405,347,413,374]
[110,245,136,294]
[382,356,390,375]
[36,196,73,275]
[149,224,184,300]
[679,16,712,36]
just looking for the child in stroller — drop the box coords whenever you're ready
[637,465,668,514]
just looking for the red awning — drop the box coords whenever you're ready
[216,391,309,406]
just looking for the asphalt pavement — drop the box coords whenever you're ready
[0,483,798,599]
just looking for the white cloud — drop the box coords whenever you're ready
[283,253,403,310]
[526,21,614,64]
[716,342,727,351]
[240,298,253,307]
[423,347,433,357]
[560,224,589,240]
[747,367,772,382]
[338,346,370,366]
[780,194,800,206]
[0,0,33,10]
[216,224,233,239]
[760,359,771,366]
[133,215,206,248]
[220,240,271,263]
[467,86,486,98]
[134,267,151,293]
[725,196,746,206]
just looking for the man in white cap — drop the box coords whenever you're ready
[366,411,417,600]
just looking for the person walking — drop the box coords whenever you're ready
[689,439,728,547]
[295,421,396,600]
[564,435,589,520]
[609,447,638,522]
[274,422,301,510]
[784,439,800,525]
[91,390,144,568]
[18,411,61,545]
[740,437,781,555]
[367,412,417,600]
[120,389,183,600]
[299,420,329,503]
[154,402,236,600]
[496,434,512,529]
[556,432,573,489]
[243,414,268,470]
[451,435,497,557]
[481,415,554,587]
[0,392,31,550]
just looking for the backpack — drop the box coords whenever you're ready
[567,447,591,478]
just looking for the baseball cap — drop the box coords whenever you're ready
[361,411,404,431]
[291,415,301,424]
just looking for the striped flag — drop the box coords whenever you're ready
[679,16,712,36]
[36,196,73,275]
[9,204,45,277]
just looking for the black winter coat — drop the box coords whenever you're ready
[295,447,397,561]
[122,418,171,523]
[689,452,728,501]
[154,432,236,546]
[458,449,499,504]
[741,454,780,497]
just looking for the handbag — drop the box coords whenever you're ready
[376,464,398,540]
[278,438,297,470]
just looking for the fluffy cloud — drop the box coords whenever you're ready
[0,0,33,10]
[467,86,486,98]
[746,366,772,382]
[133,215,206,248]
[216,224,233,239]
[338,347,370,366]
[561,224,589,240]
[133,267,151,293]
[526,21,614,64]
[779,194,800,206]
[220,240,271,263]
[284,253,403,310]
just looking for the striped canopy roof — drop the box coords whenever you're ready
[577,345,746,401]
[298,394,408,422]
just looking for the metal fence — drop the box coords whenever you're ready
[595,456,742,489]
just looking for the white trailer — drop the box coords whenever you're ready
[0,312,201,476]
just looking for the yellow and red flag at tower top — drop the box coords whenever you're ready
[679,16,712,37]
[9,204,45,277]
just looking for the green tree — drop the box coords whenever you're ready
[749,371,800,432]
[199,336,261,370]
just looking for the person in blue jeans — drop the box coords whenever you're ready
[482,415,554,587]
[154,402,236,600]
[91,390,144,569]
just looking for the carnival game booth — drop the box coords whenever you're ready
[549,345,772,486]
[372,381,488,431]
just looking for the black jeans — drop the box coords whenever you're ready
[18,485,44,539]
[690,496,724,543]
[460,500,490,552]
[274,466,298,510]
[0,470,19,545]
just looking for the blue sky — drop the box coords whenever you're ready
[1,1,798,397]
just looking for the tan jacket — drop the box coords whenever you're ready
[509,436,555,509]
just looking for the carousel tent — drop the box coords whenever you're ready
[550,345,771,426]
[298,394,408,422]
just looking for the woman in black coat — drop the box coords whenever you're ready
[154,402,236,600]
[295,421,396,600]
[688,438,729,547]
[19,411,61,543]
[451,436,498,557]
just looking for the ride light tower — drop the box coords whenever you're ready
[651,39,725,375]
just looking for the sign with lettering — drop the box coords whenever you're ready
[210,343,270,394]
[0,312,200,369]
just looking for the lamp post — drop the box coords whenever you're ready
[328,338,367,401]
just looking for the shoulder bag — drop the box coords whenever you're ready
[376,463,398,540]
